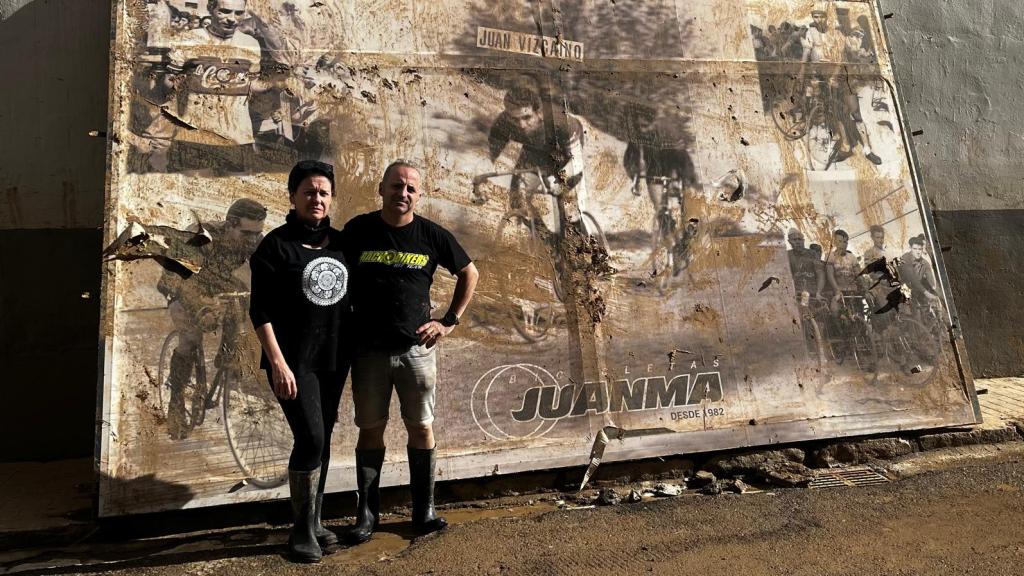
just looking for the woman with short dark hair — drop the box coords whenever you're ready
[249,160,350,563]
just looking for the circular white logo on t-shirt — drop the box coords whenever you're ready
[302,256,348,306]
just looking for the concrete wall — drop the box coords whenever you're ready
[881,0,1024,377]
[0,0,110,461]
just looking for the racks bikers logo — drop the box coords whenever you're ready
[302,257,348,306]
[359,250,429,269]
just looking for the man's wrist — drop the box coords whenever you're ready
[440,310,460,327]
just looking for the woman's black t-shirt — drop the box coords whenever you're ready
[248,220,351,374]
[341,211,471,350]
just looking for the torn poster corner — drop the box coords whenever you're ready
[579,426,675,491]
[102,221,204,275]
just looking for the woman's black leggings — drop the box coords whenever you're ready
[268,368,347,472]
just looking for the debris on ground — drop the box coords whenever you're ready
[624,489,643,503]
[689,470,717,488]
[808,438,915,467]
[596,488,621,506]
[762,461,815,488]
[557,500,596,511]
[916,426,1022,450]
[700,481,723,495]
[705,448,814,487]
[572,492,596,505]
[726,478,751,494]
[651,483,683,497]
[578,425,675,490]
[705,448,805,477]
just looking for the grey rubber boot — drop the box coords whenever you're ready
[314,460,339,550]
[408,447,447,535]
[287,468,322,563]
[344,449,385,545]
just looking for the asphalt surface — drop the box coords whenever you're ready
[7,445,1024,576]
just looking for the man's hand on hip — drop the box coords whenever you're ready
[416,320,454,349]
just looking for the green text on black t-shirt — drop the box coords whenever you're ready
[341,211,472,349]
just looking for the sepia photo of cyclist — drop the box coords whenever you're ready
[623,104,700,278]
[155,198,267,440]
[480,76,593,241]
[750,1,898,172]
[126,0,346,175]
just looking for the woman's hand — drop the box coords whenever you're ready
[271,359,297,400]
[253,323,296,400]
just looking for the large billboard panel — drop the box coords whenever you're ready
[98,0,978,516]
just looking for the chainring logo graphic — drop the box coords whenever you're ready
[471,364,561,441]
[302,257,348,306]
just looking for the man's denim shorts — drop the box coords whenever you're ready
[350,344,437,429]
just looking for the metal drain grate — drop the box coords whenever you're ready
[809,467,890,489]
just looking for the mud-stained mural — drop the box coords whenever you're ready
[98,0,978,516]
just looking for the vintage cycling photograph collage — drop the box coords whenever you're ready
[99,0,969,514]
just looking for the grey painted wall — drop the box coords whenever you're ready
[0,0,109,229]
[881,0,1024,377]
[0,0,109,461]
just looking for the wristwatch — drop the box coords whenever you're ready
[440,311,460,327]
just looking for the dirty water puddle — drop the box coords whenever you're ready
[324,503,558,566]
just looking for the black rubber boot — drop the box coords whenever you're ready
[314,460,339,550]
[408,447,447,535]
[287,468,322,563]
[344,449,385,546]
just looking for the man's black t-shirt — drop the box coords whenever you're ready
[342,211,472,350]
[249,223,351,374]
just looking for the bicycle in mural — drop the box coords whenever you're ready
[631,174,700,292]
[805,292,944,383]
[770,75,845,171]
[876,299,945,382]
[753,5,890,172]
[157,292,290,488]
[471,168,606,339]
[814,293,879,372]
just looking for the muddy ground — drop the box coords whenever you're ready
[10,446,1024,576]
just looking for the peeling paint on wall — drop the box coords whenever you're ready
[97,0,977,516]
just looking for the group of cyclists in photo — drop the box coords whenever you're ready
[753,5,886,169]
[787,225,943,373]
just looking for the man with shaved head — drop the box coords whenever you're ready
[341,160,479,545]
